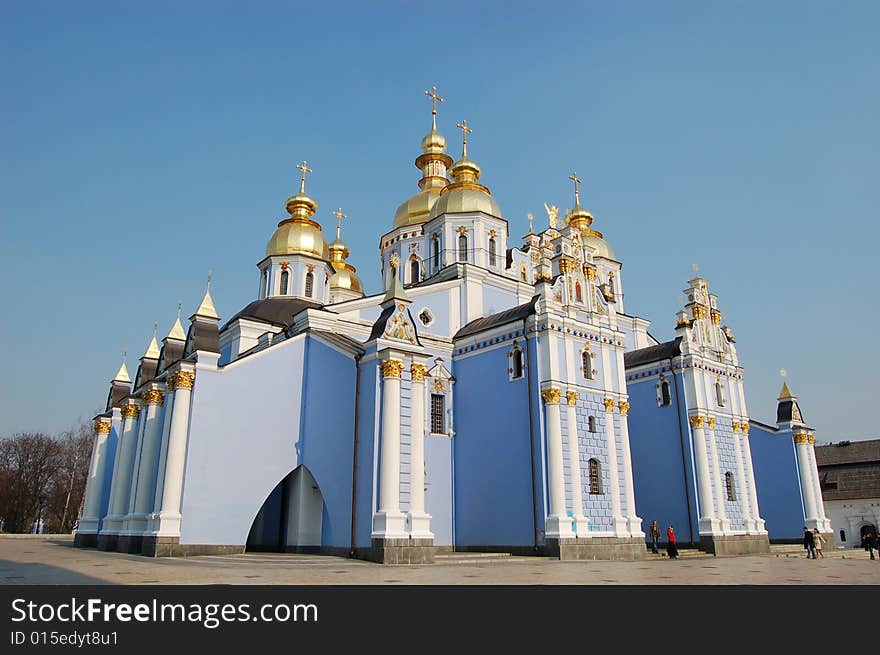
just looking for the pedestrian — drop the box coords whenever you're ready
[650,520,661,554]
[803,527,816,559]
[812,528,825,559]
[867,531,877,561]
[666,525,679,559]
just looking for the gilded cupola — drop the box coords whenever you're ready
[427,119,503,220]
[266,161,330,260]
[393,87,454,228]
[328,208,364,296]
[565,170,615,260]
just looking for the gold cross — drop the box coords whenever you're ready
[424,85,444,129]
[527,212,534,234]
[456,119,472,157]
[569,171,582,205]
[296,160,313,193]
[331,207,347,239]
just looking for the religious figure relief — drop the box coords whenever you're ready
[544,202,559,229]
[384,306,416,344]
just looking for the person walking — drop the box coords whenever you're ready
[803,527,816,559]
[812,528,825,559]
[650,520,661,555]
[865,530,877,560]
[666,525,679,559]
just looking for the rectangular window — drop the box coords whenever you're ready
[431,394,445,434]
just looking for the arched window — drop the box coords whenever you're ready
[432,236,440,270]
[659,378,672,406]
[575,280,583,303]
[588,458,602,494]
[410,259,420,284]
[715,380,726,407]
[588,416,597,433]
[725,472,736,501]
[279,270,289,295]
[304,272,314,298]
[582,350,594,380]
[489,237,497,266]
[840,529,847,543]
[458,233,468,262]
[509,344,524,380]
[521,266,528,283]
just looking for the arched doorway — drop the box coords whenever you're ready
[859,523,877,546]
[246,466,324,552]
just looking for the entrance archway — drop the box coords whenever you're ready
[860,523,877,546]
[246,466,324,552]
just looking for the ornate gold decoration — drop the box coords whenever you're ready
[380,359,404,378]
[280,261,289,270]
[732,421,741,433]
[584,265,598,281]
[807,433,815,445]
[566,391,579,406]
[692,304,708,320]
[794,433,808,445]
[569,171,582,204]
[543,202,559,229]
[689,415,706,429]
[425,85,444,129]
[306,263,315,273]
[489,229,497,238]
[411,364,428,382]
[618,401,630,415]
[121,404,140,419]
[95,420,111,435]
[431,378,446,393]
[457,226,467,235]
[170,371,195,390]
[142,389,165,406]
[558,258,577,273]
[384,310,415,343]
[710,309,722,325]
[603,397,616,412]
[707,417,716,429]
[456,119,473,156]
[541,388,563,404]
[741,423,750,436]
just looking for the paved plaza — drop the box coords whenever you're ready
[1,536,878,585]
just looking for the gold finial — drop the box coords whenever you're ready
[153,321,158,339]
[456,119,472,158]
[780,368,787,379]
[207,269,212,290]
[177,302,182,319]
[527,212,534,234]
[424,85,444,130]
[569,171,582,206]
[296,160,313,194]
[332,207,347,240]
[691,262,699,279]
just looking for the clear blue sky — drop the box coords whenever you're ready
[1,1,877,442]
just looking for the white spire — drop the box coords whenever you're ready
[194,271,219,320]
[166,302,186,341]
[113,354,131,383]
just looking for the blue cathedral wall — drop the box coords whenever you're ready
[627,374,699,544]
[749,424,805,541]
[353,357,378,549]
[453,339,536,549]
[96,426,118,531]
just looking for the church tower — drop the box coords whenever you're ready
[260,161,333,304]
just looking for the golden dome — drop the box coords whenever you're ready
[265,161,329,260]
[330,263,363,294]
[394,187,444,228]
[581,228,615,260]
[565,204,594,232]
[427,149,502,220]
[421,128,446,154]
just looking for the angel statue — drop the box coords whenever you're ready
[543,202,559,229]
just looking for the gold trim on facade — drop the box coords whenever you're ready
[732,421,741,432]
[689,414,705,429]
[710,309,722,325]
[691,304,708,320]
[95,420,111,435]
[142,389,165,406]
[618,400,630,415]
[741,423,750,436]
[807,433,815,445]
[411,363,428,382]
[794,433,808,445]
[603,397,616,412]
[121,404,140,419]
[169,371,195,390]
[541,388,563,404]
[380,359,404,378]
[707,417,716,429]
[566,391,579,406]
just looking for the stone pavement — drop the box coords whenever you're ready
[1,536,878,585]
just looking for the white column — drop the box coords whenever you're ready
[372,359,407,538]
[617,400,643,537]
[740,423,766,532]
[805,435,831,531]
[731,422,753,532]
[565,391,589,537]
[150,388,175,518]
[543,388,573,538]
[690,414,719,534]
[706,418,730,533]
[407,362,432,539]
[102,404,140,533]
[120,403,149,534]
[154,371,194,536]
[131,388,166,527]
[78,419,112,533]
[603,397,627,536]
[795,432,820,529]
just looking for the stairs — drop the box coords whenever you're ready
[435,552,538,565]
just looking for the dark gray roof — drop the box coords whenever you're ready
[309,329,365,356]
[454,295,540,340]
[223,297,323,331]
[133,357,159,390]
[623,337,682,369]
[158,338,185,374]
[185,319,220,356]
[816,440,880,501]
[105,380,131,412]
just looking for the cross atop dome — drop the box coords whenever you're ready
[424,85,444,130]
[456,119,472,158]
[296,160,313,194]
[332,207,347,240]
[569,171,582,206]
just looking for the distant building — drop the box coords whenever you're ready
[816,439,880,548]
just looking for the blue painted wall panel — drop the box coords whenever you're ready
[749,425,805,541]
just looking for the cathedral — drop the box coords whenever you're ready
[75,90,831,562]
